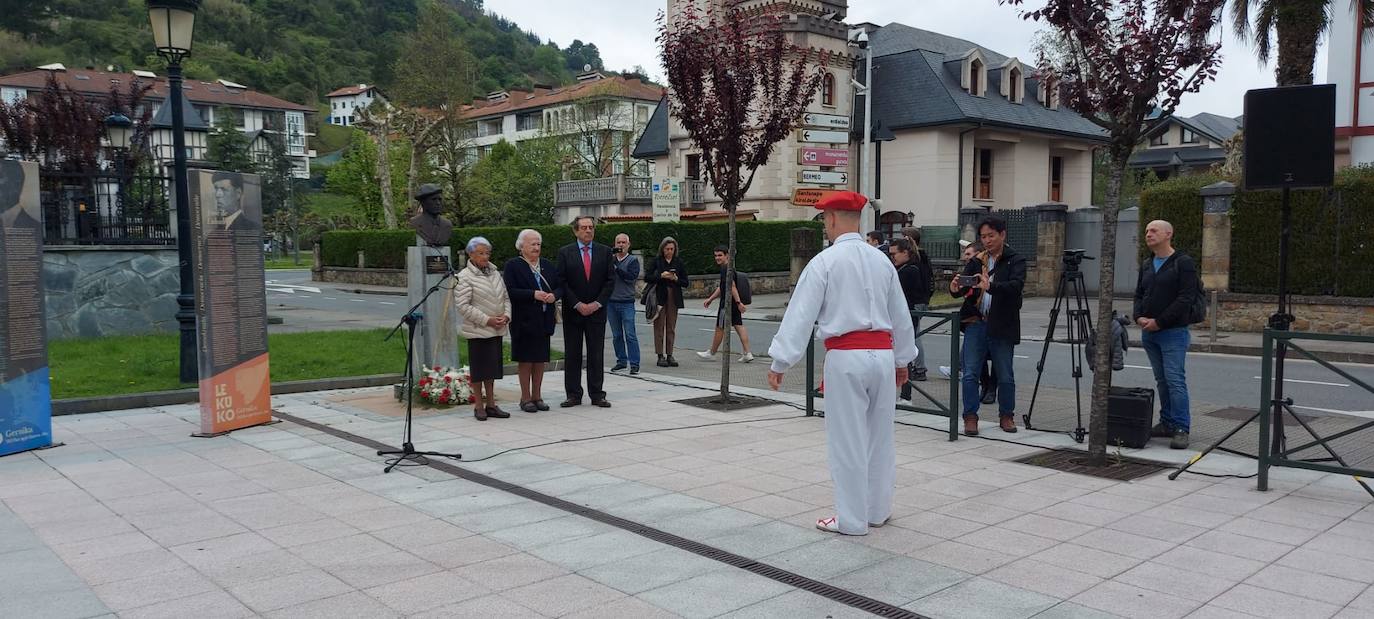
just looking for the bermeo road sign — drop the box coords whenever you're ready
[799,170,848,185]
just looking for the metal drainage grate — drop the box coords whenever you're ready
[1012,449,1164,481]
[274,411,928,618]
[674,394,778,411]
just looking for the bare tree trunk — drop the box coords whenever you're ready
[377,126,397,228]
[1086,155,1127,464]
[720,204,736,408]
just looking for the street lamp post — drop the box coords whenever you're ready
[104,113,133,239]
[147,0,201,383]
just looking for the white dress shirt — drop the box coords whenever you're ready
[768,232,918,373]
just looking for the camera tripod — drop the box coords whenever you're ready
[1024,251,1095,443]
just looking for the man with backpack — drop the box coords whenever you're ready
[697,245,755,363]
[1134,219,1201,449]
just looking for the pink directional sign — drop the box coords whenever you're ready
[798,147,849,167]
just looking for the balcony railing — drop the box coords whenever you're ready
[555,175,709,208]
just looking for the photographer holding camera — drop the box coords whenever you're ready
[950,216,1026,436]
[608,233,642,374]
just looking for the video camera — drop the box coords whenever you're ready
[1062,249,1094,270]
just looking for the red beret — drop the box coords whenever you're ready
[814,190,868,212]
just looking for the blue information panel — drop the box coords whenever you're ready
[0,160,53,457]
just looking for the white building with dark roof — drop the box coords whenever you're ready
[1130,112,1242,179]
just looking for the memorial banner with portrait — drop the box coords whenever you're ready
[0,160,53,456]
[189,170,272,435]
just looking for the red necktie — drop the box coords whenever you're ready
[582,246,592,280]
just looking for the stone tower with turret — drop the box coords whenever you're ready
[662,0,858,221]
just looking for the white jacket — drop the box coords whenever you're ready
[455,261,511,340]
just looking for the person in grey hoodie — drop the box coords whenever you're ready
[608,233,642,374]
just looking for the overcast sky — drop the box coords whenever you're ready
[485,0,1329,118]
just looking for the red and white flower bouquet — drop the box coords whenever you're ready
[416,365,474,406]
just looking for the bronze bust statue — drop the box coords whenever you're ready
[409,184,453,246]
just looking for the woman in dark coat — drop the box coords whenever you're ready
[503,229,562,412]
[644,236,689,367]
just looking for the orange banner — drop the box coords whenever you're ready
[791,188,842,206]
[198,353,272,434]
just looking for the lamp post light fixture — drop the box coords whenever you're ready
[103,113,133,151]
[147,0,201,383]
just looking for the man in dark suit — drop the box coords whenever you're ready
[557,215,615,408]
[211,172,259,233]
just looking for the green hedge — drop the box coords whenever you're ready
[1137,173,1221,265]
[1230,166,1374,297]
[322,220,823,276]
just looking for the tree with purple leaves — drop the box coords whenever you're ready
[658,3,825,404]
[1000,0,1226,463]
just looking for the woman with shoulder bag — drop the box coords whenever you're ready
[645,236,689,367]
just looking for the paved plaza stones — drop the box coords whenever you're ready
[2,372,1374,618]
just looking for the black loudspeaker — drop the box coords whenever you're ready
[1243,84,1336,189]
[1106,386,1154,449]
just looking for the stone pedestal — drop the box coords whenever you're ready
[407,246,460,378]
[1200,181,1235,293]
[959,206,990,245]
[1034,202,1068,296]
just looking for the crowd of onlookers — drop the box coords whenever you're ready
[446,216,753,420]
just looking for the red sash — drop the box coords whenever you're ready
[824,330,893,351]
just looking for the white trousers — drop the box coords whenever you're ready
[822,348,896,535]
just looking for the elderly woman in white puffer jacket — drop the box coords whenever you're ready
[456,236,512,421]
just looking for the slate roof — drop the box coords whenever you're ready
[150,95,208,130]
[1142,112,1243,144]
[1128,146,1227,167]
[858,23,1107,142]
[632,97,670,159]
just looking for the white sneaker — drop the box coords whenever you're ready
[739,352,755,363]
[696,351,716,360]
[938,365,952,379]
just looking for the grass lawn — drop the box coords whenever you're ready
[48,329,541,399]
[265,255,315,270]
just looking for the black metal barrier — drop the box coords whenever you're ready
[805,310,962,441]
[1258,330,1374,495]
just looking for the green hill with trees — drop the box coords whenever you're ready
[0,0,614,107]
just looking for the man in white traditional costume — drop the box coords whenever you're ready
[767,191,917,536]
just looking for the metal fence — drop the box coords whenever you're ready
[805,310,963,441]
[1003,206,1039,259]
[40,170,174,246]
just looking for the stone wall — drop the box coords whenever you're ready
[43,247,180,338]
[315,266,407,288]
[1213,293,1374,336]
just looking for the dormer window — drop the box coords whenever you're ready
[1040,76,1060,110]
[961,49,988,97]
[1005,65,1023,103]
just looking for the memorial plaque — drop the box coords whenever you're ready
[189,170,273,435]
[0,160,53,457]
[424,254,450,275]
